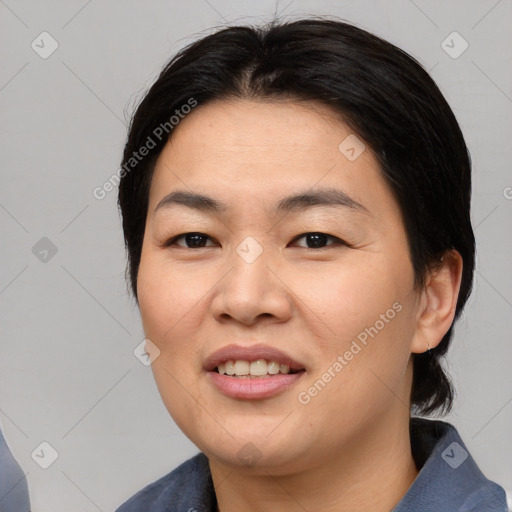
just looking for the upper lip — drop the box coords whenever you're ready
[204,344,306,372]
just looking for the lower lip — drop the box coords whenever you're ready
[207,371,305,400]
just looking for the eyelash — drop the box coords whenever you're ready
[161,232,349,250]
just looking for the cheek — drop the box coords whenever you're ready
[136,251,216,406]
[137,252,207,339]
[297,257,410,340]
[137,255,206,428]
[295,258,415,404]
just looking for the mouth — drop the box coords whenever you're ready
[212,359,305,377]
[204,344,306,399]
[204,343,306,374]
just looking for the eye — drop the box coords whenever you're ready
[162,232,217,249]
[162,231,348,250]
[290,232,347,250]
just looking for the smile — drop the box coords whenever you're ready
[215,359,302,377]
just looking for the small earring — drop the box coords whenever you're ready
[426,341,431,354]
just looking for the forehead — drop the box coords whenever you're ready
[148,98,394,221]
[165,98,348,157]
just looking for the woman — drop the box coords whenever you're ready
[115,17,508,511]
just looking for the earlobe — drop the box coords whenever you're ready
[411,250,463,354]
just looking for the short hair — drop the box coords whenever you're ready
[118,17,475,416]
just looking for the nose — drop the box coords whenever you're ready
[210,246,293,327]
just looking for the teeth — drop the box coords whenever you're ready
[250,359,267,376]
[216,359,295,376]
[234,360,250,376]
[224,361,235,375]
[267,361,280,374]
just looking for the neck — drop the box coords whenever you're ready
[209,410,418,512]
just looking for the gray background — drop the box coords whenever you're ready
[0,0,511,510]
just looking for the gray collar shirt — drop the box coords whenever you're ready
[116,418,508,512]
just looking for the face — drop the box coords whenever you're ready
[137,98,422,474]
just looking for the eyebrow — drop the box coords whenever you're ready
[154,187,369,216]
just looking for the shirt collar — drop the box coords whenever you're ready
[199,418,507,512]
[392,417,507,511]
[117,418,507,511]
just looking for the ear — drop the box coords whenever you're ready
[411,249,463,354]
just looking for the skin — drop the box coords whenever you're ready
[136,98,463,512]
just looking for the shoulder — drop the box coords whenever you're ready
[395,418,508,512]
[115,452,215,512]
[0,428,31,512]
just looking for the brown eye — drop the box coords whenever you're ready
[164,232,216,248]
[162,232,347,250]
[291,232,346,249]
